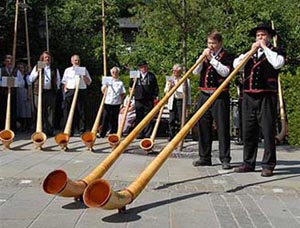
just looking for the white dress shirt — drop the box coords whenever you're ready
[62,66,91,89]
[102,78,126,105]
[233,47,285,70]
[192,48,230,77]
[29,65,61,90]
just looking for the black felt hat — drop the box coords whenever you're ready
[137,60,148,67]
[249,22,277,37]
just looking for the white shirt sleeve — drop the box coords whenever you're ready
[263,47,285,69]
[29,66,38,83]
[192,59,203,75]
[209,58,230,77]
[233,53,247,70]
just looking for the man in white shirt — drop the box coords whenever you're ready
[61,55,92,135]
[29,51,61,136]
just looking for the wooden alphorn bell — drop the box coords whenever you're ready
[81,87,107,151]
[31,63,47,149]
[107,77,137,147]
[82,48,257,213]
[139,105,165,152]
[0,79,15,149]
[55,76,81,151]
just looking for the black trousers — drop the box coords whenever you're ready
[64,89,87,133]
[197,92,231,163]
[0,87,17,131]
[169,98,183,139]
[242,93,277,170]
[100,104,120,137]
[135,99,154,138]
[42,89,57,135]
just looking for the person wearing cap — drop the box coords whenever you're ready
[164,64,191,141]
[130,60,159,139]
[62,55,92,136]
[233,22,285,177]
[192,31,234,170]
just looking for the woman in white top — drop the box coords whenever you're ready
[100,66,126,137]
[16,63,32,131]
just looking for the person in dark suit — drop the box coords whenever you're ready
[129,60,159,139]
[233,22,285,177]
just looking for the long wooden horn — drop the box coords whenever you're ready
[31,66,47,149]
[107,77,137,147]
[139,105,165,152]
[0,0,19,149]
[55,76,81,150]
[271,21,288,143]
[42,55,205,199]
[81,87,107,151]
[82,48,257,212]
[0,85,15,149]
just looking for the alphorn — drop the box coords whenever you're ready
[0,0,19,149]
[55,76,81,150]
[81,88,107,151]
[139,105,165,152]
[107,77,137,147]
[0,82,15,149]
[271,21,288,143]
[31,64,47,149]
[42,55,206,199]
[82,48,257,212]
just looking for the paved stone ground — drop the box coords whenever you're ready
[0,133,300,228]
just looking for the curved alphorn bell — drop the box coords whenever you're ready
[55,76,81,150]
[42,56,205,199]
[31,66,47,149]
[0,85,15,149]
[107,77,137,147]
[81,88,107,151]
[139,105,165,152]
[82,48,257,212]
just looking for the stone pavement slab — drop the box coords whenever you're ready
[0,134,300,228]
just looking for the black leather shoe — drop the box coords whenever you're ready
[261,168,273,177]
[222,162,231,170]
[192,160,212,167]
[234,165,255,173]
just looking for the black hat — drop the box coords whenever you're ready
[249,22,277,37]
[137,60,148,67]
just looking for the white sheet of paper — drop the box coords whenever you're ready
[0,77,18,87]
[102,76,112,85]
[166,76,174,83]
[75,67,86,76]
[130,70,140,78]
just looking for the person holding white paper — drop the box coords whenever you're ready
[0,55,18,131]
[164,64,191,141]
[61,54,92,136]
[30,51,61,136]
[99,66,126,138]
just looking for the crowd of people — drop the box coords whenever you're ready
[0,22,285,177]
